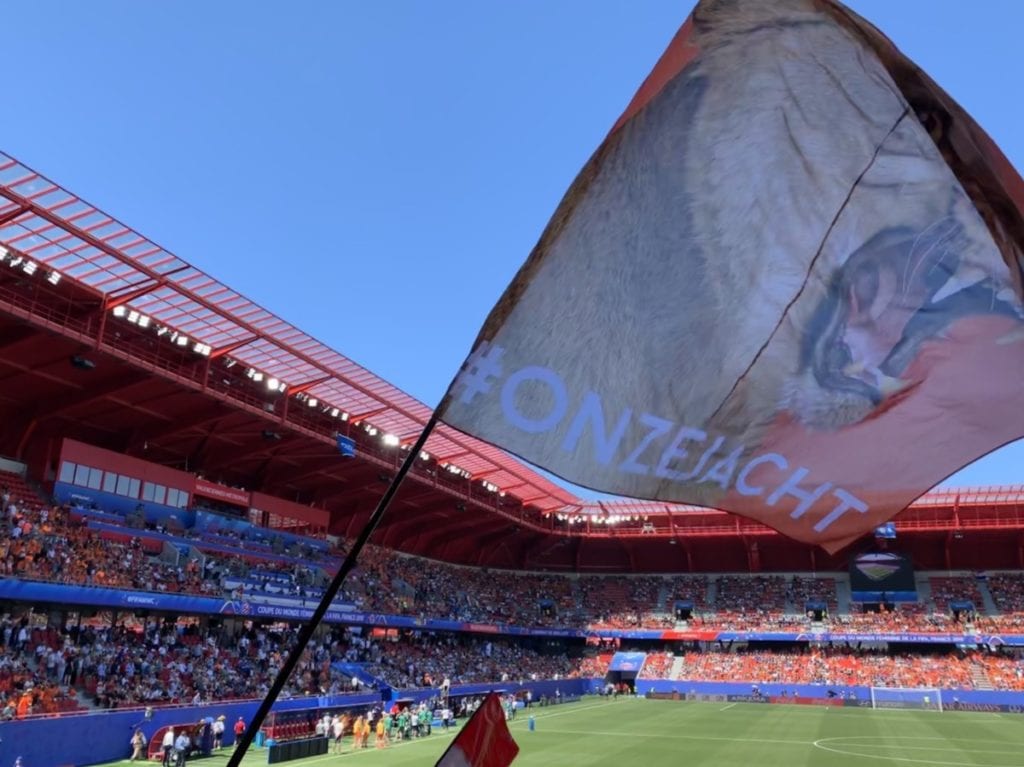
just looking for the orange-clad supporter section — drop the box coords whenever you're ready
[675,649,978,689]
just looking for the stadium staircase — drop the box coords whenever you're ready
[655,582,670,612]
[669,655,686,680]
[915,575,934,609]
[977,580,1000,616]
[706,576,719,609]
[835,577,852,615]
[783,578,796,614]
[970,664,995,690]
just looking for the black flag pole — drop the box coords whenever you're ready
[227,412,441,766]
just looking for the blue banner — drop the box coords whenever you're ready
[609,652,647,671]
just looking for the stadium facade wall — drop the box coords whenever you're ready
[636,679,1024,707]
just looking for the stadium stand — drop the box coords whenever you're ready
[668,574,709,609]
[715,575,787,611]
[673,648,981,689]
[6,153,1024,766]
[930,575,982,612]
[789,576,838,614]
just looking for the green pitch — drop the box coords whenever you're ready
[99,697,1024,766]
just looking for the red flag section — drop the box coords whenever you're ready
[435,693,519,767]
[439,0,1024,552]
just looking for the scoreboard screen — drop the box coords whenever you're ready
[849,552,915,596]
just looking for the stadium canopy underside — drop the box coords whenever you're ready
[0,151,1023,572]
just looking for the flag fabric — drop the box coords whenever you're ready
[439,0,1024,552]
[434,693,519,767]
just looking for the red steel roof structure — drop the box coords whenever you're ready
[0,152,573,510]
[0,150,1022,573]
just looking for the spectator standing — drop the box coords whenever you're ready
[212,716,225,750]
[161,727,175,766]
[129,729,146,762]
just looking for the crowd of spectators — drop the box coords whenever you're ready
[790,577,838,613]
[578,654,613,678]
[987,574,1024,615]
[668,575,709,609]
[18,484,1024,639]
[0,616,359,714]
[639,651,673,679]
[930,576,982,612]
[0,617,81,718]
[674,647,983,689]
[690,612,809,631]
[715,576,788,613]
[347,632,579,690]
[15,469,1024,716]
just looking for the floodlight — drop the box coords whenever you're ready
[46,271,61,286]
[112,305,127,318]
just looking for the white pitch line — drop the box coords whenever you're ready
[719,702,738,711]
[540,727,811,747]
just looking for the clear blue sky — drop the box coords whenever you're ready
[2,1,1022,492]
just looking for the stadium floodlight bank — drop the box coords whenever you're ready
[869,687,943,711]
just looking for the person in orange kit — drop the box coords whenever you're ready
[15,691,32,719]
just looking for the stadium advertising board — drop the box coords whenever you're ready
[725,695,769,704]
[769,696,843,707]
[194,477,250,506]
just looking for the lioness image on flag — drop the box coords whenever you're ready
[439,0,1024,552]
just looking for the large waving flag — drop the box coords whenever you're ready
[439,0,1024,552]
[435,693,519,767]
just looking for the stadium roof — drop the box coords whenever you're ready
[0,151,574,512]
[2,149,1024,571]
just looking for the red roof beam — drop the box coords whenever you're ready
[288,376,335,397]
[210,336,260,359]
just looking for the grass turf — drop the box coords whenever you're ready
[98,697,1024,766]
